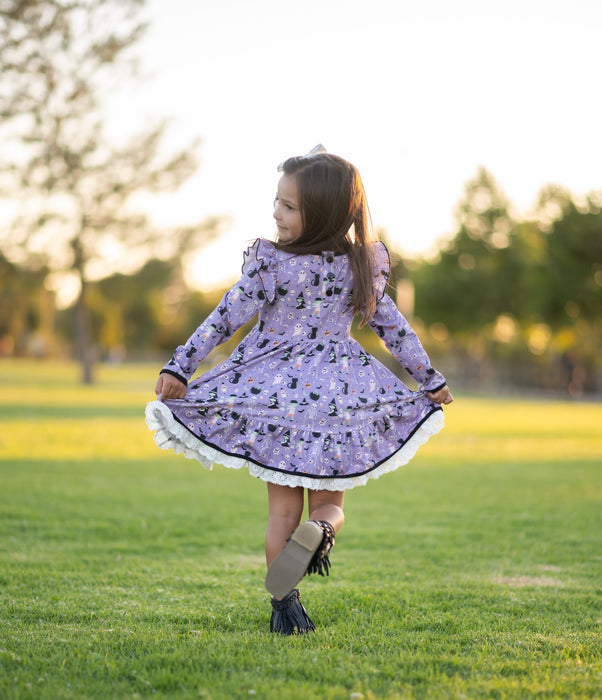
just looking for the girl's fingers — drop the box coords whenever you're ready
[156,374,187,400]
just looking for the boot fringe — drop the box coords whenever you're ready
[306,520,335,578]
[270,589,315,635]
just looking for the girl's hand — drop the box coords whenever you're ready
[425,385,454,405]
[155,373,187,400]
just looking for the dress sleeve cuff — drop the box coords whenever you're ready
[159,369,188,386]
[423,380,447,394]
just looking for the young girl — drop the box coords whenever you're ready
[146,146,453,635]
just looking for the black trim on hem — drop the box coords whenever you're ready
[168,405,443,482]
[159,369,188,386]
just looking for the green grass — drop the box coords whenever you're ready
[0,359,601,699]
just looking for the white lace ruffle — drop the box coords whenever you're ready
[145,400,444,492]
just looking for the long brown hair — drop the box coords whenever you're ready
[275,152,378,325]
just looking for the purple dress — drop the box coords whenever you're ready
[146,239,446,491]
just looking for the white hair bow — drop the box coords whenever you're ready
[278,144,327,172]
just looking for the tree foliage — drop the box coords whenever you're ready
[411,168,521,331]
[408,169,602,393]
[535,185,602,327]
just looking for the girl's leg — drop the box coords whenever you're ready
[265,488,344,599]
[307,489,345,533]
[266,487,346,634]
[265,484,315,634]
[265,482,304,568]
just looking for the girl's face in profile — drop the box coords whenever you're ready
[273,174,303,244]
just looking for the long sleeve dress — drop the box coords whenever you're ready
[145,238,446,491]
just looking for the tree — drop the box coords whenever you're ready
[0,0,216,382]
[0,253,50,356]
[411,167,522,332]
[534,185,602,327]
[81,256,219,360]
[407,170,602,394]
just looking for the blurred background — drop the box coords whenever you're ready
[1,0,600,396]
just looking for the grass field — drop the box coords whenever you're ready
[0,359,600,699]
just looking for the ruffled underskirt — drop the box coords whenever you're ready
[145,400,444,491]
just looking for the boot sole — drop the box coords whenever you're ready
[265,521,323,598]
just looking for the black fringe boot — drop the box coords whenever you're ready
[265,519,337,599]
[270,589,315,635]
[306,520,336,577]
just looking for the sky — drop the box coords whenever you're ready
[106,0,602,290]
